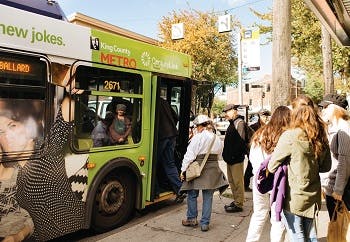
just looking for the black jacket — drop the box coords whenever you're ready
[222,116,248,165]
[158,98,178,140]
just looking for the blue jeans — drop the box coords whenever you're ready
[186,189,214,226]
[157,137,182,194]
[282,209,317,242]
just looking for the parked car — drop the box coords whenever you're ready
[214,118,230,135]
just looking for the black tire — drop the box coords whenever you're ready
[220,131,225,135]
[91,172,135,233]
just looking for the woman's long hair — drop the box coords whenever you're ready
[251,106,291,154]
[291,95,329,159]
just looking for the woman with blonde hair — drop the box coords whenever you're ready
[318,94,350,217]
[246,106,290,242]
[268,95,332,241]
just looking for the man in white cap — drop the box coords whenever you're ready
[180,114,228,232]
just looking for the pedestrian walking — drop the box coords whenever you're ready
[268,95,332,241]
[222,104,249,213]
[245,106,290,242]
[319,93,350,217]
[180,115,228,232]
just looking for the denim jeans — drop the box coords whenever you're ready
[282,209,317,242]
[157,137,182,194]
[186,189,214,226]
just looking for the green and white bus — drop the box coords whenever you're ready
[0,3,192,239]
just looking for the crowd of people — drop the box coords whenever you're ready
[178,93,349,242]
[1,87,349,240]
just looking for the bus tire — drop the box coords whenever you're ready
[91,171,135,233]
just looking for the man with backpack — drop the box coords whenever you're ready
[222,104,250,212]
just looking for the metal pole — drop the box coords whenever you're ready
[261,87,263,109]
[238,31,243,104]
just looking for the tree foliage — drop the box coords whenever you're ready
[158,10,239,115]
[253,0,350,97]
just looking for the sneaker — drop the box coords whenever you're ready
[201,224,209,232]
[225,203,243,213]
[175,192,186,203]
[182,218,198,227]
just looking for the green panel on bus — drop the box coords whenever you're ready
[90,29,191,77]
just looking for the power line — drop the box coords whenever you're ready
[212,0,270,15]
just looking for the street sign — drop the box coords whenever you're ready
[218,14,231,33]
[241,28,260,71]
[171,23,184,40]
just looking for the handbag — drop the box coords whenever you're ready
[185,135,216,182]
[327,200,350,242]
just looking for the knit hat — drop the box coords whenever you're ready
[319,94,348,109]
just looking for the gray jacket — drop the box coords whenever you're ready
[323,130,350,196]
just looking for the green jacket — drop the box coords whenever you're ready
[268,128,332,218]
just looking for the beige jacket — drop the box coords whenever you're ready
[268,128,332,218]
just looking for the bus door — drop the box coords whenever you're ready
[151,76,192,199]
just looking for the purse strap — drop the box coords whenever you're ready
[199,134,216,172]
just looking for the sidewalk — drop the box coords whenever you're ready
[95,158,329,242]
[97,189,329,242]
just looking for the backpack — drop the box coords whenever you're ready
[234,118,254,143]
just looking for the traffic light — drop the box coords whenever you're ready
[265,84,271,92]
[262,92,265,98]
[245,83,249,92]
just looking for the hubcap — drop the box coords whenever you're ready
[99,180,124,214]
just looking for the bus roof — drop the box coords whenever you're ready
[0,4,192,78]
[0,0,66,20]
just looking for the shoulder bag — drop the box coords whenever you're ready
[327,200,350,242]
[185,135,216,182]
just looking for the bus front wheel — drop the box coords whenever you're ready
[91,172,135,233]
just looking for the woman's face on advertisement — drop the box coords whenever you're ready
[0,116,31,153]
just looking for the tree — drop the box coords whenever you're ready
[158,10,239,115]
[211,98,226,118]
[271,0,291,109]
[253,0,350,97]
[303,73,324,103]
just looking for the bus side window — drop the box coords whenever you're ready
[74,94,96,150]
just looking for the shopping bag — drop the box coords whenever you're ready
[185,161,201,182]
[327,200,350,242]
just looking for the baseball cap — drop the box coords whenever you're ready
[223,104,240,112]
[193,115,211,125]
[319,94,348,109]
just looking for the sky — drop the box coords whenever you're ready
[57,0,272,80]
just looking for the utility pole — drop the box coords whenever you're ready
[272,0,291,110]
[321,24,334,95]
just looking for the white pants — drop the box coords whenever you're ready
[246,176,285,242]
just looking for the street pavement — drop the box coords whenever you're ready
[91,159,330,242]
